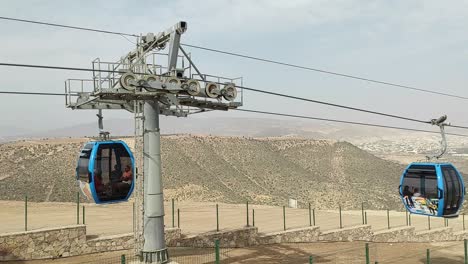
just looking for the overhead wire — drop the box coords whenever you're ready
[181,43,468,100]
[0,16,138,37]
[1,88,467,138]
[0,91,72,96]
[235,109,468,138]
[0,15,466,101]
[0,62,124,74]
[2,62,468,129]
[1,16,467,129]
[237,84,431,124]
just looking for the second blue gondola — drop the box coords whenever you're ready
[399,162,464,218]
[76,140,135,204]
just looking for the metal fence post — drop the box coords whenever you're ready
[426,248,430,264]
[283,206,286,231]
[215,239,220,264]
[362,202,365,225]
[216,204,219,232]
[177,208,180,228]
[464,239,467,264]
[246,201,249,227]
[82,206,85,225]
[172,198,175,228]
[387,209,390,229]
[406,210,408,226]
[25,195,28,231]
[309,256,313,264]
[313,208,316,226]
[76,192,80,225]
[339,205,342,229]
[121,254,126,264]
[409,213,412,226]
[252,209,255,227]
[464,214,466,231]
[428,216,431,230]
[365,211,368,225]
[309,203,312,226]
[365,243,370,264]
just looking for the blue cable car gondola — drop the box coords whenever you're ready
[399,162,464,218]
[398,116,465,218]
[76,140,135,204]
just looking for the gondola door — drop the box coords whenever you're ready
[441,165,463,217]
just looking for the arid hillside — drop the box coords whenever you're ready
[0,136,406,209]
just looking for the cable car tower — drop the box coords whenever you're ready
[64,21,243,263]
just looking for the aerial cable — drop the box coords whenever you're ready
[0,16,466,100]
[1,89,468,137]
[181,43,468,100]
[0,62,150,76]
[0,16,138,37]
[236,109,468,138]
[0,91,73,96]
[192,78,432,125]
[1,62,468,129]
[238,85,430,124]
[0,62,126,74]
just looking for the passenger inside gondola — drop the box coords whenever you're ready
[403,185,414,208]
[110,164,122,184]
[413,188,422,197]
[113,165,132,196]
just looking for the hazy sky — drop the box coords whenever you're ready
[1,0,468,136]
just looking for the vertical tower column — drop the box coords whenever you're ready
[141,101,167,263]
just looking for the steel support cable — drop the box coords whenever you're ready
[0,15,466,100]
[2,62,468,129]
[181,43,468,100]
[238,85,430,124]
[0,62,128,74]
[0,91,74,96]
[235,109,468,138]
[2,89,468,137]
[197,78,468,130]
[191,77,431,124]
[0,16,138,37]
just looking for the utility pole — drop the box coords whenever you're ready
[65,21,243,263]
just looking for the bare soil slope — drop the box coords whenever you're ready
[0,136,404,209]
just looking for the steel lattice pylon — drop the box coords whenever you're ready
[133,100,145,255]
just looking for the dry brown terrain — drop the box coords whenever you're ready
[0,136,405,210]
